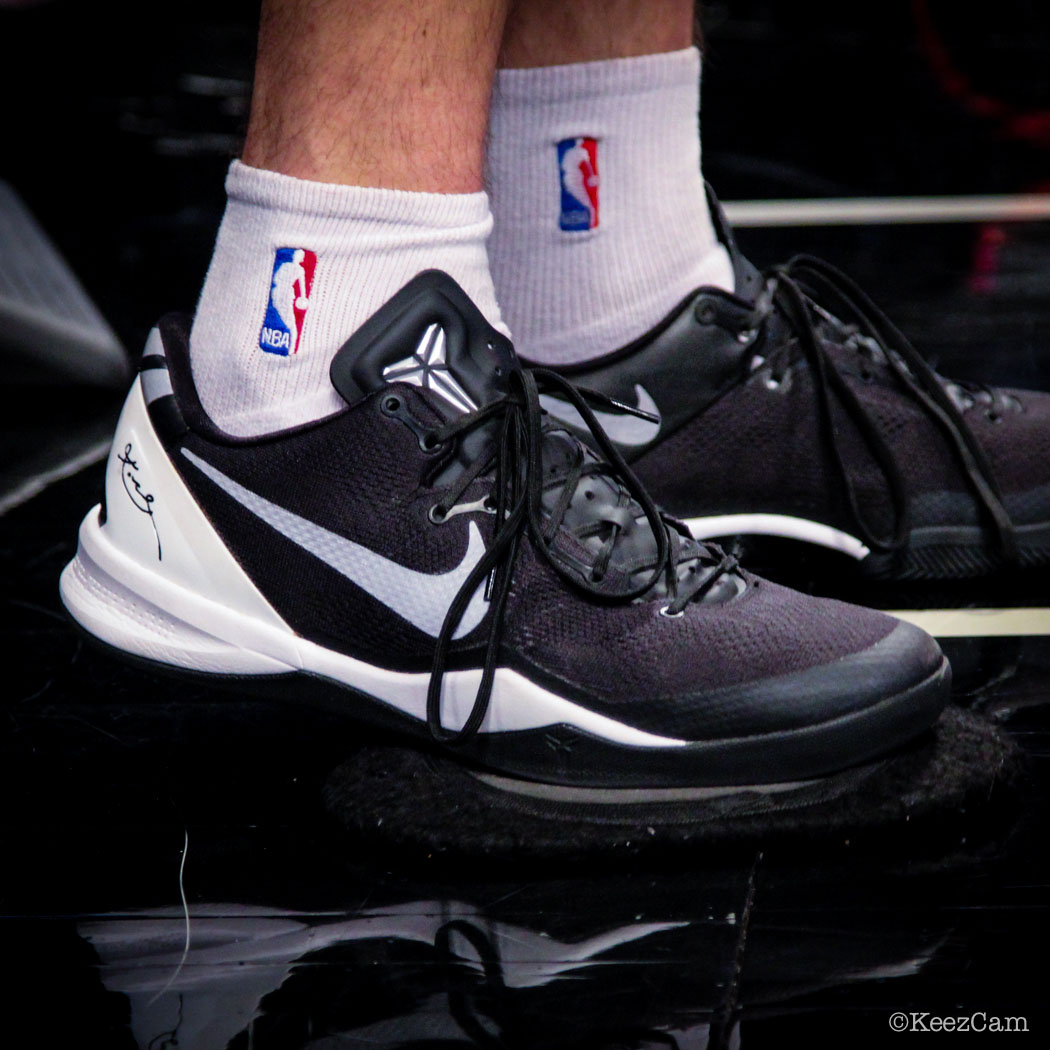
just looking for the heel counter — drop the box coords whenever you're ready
[98,346,288,629]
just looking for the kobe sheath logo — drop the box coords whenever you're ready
[557,137,600,231]
[180,448,488,639]
[259,247,317,356]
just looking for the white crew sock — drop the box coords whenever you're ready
[487,47,733,366]
[190,161,507,436]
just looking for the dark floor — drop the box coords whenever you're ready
[4,2,1050,1047]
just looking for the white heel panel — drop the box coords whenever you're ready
[100,376,289,628]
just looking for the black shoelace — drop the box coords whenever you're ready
[422,367,737,745]
[744,254,1016,559]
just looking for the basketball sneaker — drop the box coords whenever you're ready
[534,191,1050,581]
[59,271,948,787]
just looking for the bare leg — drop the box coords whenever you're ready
[499,0,694,69]
[244,0,512,192]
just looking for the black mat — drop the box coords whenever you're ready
[324,706,1024,863]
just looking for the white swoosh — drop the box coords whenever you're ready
[181,448,488,639]
[539,384,661,447]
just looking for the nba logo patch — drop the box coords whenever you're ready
[556,137,599,232]
[259,247,317,356]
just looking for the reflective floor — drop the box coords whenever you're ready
[4,2,1050,1046]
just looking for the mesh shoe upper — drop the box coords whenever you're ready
[150,279,938,745]
[160,316,925,732]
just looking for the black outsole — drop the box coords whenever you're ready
[69,616,952,789]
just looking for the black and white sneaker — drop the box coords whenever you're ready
[534,190,1050,581]
[60,271,948,787]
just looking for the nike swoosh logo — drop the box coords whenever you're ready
[539,384,661,447]
[181,448,488,639]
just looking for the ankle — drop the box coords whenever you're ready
[189,162,507,437]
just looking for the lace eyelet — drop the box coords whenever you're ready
[428,505,448,524]
[419,431,443,453]
[381,394,402,415]
[737,328,756,345]
[986,411,1003,424]
[483,496,497,512]
[764,375,784,391]
[859,369,874,382]
[694,301,718,325]
[660,605,684,618]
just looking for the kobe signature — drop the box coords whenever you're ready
[117,443,162,560]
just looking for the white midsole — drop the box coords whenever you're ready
[60,507,686,748]
[684,513,871,560]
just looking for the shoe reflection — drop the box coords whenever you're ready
[80,879,948,1050]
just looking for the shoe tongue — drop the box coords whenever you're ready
[329,270,518,415]
[731,249,764,302]
[704,181,764,301]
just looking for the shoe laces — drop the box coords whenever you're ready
[421,367,738,745]
[742,254,1016,560]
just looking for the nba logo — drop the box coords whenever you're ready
[557,137,600,232]
[259,247,317,356]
